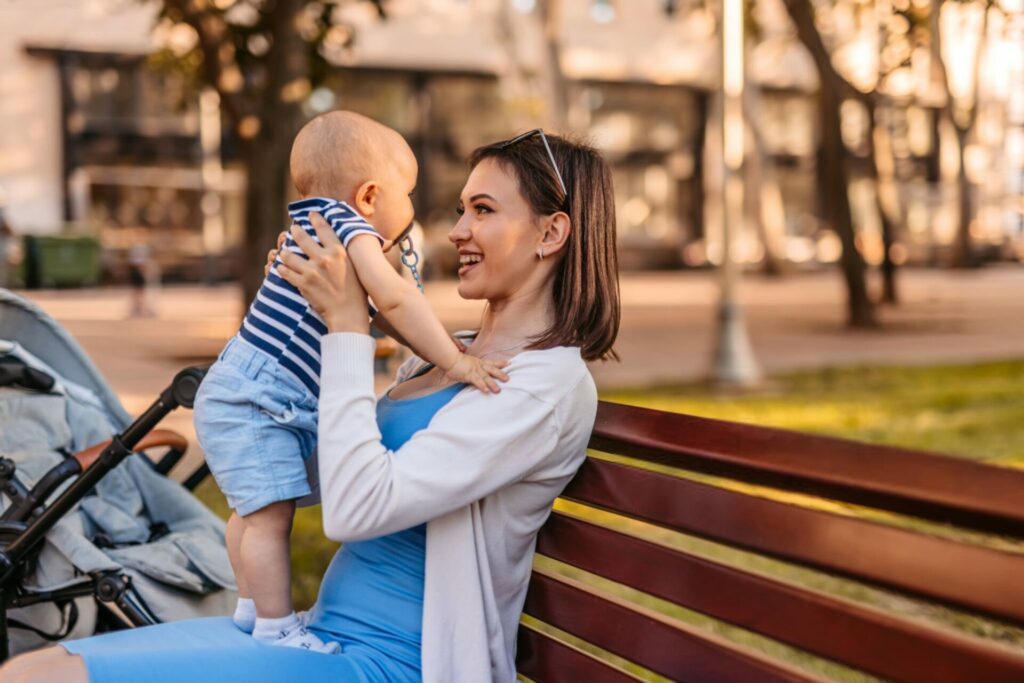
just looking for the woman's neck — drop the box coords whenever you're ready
[471,285,554,356]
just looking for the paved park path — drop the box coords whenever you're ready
[15,266,1023,475]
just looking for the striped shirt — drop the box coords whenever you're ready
[237,197,382,395]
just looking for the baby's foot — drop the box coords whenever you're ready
[253,613,340,654]
[233,597,256,633]
[270,626,341,654]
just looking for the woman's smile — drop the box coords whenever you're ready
[457,251,484,277]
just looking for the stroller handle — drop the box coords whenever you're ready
[73,429,188,474]
[0,366,208,583]
[168,366,206,410]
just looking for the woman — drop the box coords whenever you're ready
[0,130,619,683]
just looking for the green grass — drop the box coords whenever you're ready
[604,359,1024,468]
[194,358,1024,680]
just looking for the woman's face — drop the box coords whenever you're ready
[448,158,543,302]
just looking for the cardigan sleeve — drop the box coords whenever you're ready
[317,333,567,542]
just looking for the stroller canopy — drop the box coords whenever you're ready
[0,289,131,429]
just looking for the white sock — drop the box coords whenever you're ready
[233,597,256,633]
[253,612,340,655]
[252,613,301,642]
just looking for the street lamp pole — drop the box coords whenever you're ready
[712,0,762,386]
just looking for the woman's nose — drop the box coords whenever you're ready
[448,215,470,244]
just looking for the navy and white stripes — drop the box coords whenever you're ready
[238,197,382,395]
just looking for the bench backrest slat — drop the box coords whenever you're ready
[535,513,1024,683]
[516,625,637,683]
[562,457,1024,625]
[592,402,1024,534]
[518,402,1024,680]
[525,571,818,683]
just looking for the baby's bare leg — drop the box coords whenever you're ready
[226,511,249,598]
[240,500,295,619]
[239,500,337,653]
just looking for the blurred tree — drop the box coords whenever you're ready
[153,0,385,304]
[868,0,919,304]
[931,0,992,268]
[744,88,789,277]
[494,0,569,131]
[783,0,877,327]
[538,0,570,131]
[868,98,902,304]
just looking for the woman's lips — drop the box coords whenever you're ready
[458,254,483,277]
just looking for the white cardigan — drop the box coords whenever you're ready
[317,333,597,682]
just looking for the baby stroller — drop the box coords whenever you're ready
[0,288,235,661]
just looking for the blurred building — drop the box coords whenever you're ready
[1,0,1020,283]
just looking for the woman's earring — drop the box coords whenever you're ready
[537,247,545,261]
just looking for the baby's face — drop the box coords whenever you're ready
[372,146,418,246]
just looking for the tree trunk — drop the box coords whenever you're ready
[819,83,876,327]
[952,129,977,267]
[688,91,709,245]
[878,196,899,304]
[931,0,987,269]
[868,101,899,304]
[745,88,787,276]
[785,0,876,327]
[236,0,307,306]
[239,129,296,307]
[538,0,569,131]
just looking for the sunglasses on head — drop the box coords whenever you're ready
[495,128,568,196]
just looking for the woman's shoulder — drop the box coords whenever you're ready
[503,345,591,403]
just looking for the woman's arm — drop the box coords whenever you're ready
[281,218,507,393]
[316,333,571,542]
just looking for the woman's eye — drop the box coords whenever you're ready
[474,204,491,215]
[456,206,465,216]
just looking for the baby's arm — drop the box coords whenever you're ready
[370,311,411,348]
[371,313,468,354]
[346,235,508,392]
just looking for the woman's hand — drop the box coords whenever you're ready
[277,212,370,334]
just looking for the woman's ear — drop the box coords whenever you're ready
[539,212,572,257]
[353,180,380,218]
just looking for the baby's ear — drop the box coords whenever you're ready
[354,180,380,217]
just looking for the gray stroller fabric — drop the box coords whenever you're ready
[0,289,132,429]
[0,340,236,654]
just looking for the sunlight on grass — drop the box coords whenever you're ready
[604,360,1024,466]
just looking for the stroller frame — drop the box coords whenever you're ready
[0,287,217,661]
[0,365,207,661]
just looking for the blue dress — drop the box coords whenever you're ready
[61,381,464,683]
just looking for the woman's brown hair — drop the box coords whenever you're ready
[470,133,620,361]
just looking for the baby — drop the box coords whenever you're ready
[193,111,506,653]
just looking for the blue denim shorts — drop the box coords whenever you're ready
[193,336,317,516]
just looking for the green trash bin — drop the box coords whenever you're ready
[22,235,102,289]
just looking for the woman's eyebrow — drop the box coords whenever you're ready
[469,193,497,203]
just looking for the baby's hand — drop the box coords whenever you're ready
[445,354,509,394]
[264,231,288,276]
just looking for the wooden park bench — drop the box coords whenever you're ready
[516,402,1024,682]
